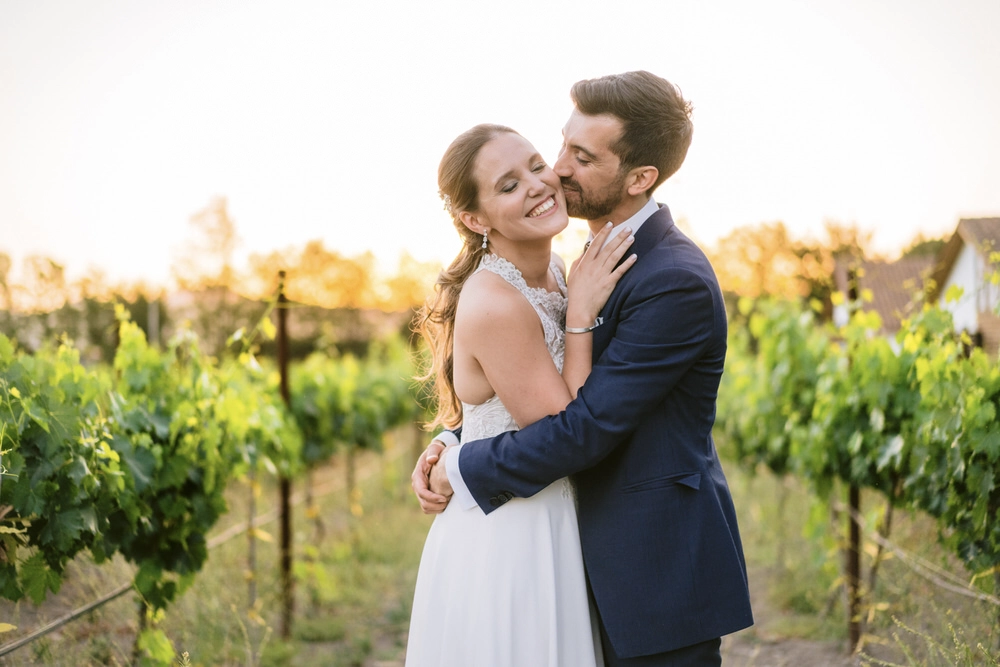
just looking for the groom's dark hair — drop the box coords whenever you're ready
[571,71,693,191]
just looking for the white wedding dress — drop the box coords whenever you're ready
[405,254,603,667]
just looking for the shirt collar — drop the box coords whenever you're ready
[588,197,661,247]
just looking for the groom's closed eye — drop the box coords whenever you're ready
[567,145,596,166]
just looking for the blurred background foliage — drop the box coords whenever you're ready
[1,197,442,362]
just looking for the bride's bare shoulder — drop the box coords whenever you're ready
[457,271,534,332]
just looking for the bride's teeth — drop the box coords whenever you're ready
[529,198,555,217]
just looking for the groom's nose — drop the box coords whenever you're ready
[553,151,572,177]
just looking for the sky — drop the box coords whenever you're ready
[2,0,999,288]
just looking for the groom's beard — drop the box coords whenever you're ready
[561,170,627,221]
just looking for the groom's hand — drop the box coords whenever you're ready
[412,440,451,514]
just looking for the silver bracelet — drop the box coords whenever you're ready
[565,317,604,334]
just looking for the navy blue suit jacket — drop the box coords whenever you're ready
[457,204,753,658]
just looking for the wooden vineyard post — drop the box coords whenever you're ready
[844,272,862,653]
[995,569,1000,652]
[277,271,294,639]
[247,468,257,610]
[847,483,861,652]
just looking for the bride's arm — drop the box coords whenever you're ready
[456,276,573,429]
[456,229,635,429]
[561,224,636,397]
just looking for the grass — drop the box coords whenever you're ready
[163,426,432,667]
[0,426,432,666]
[725,463,849,644]
[724,458,1000,664]
[1,427,997,666]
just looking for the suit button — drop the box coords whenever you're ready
[489,497,500,507]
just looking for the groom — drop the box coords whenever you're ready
[413,71,753,665]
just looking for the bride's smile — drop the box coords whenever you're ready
[527,196,557,218]
[459,132,569,256]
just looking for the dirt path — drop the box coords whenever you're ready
[373,565,860,667]
[723,634,856,667]
[720,564,858,667]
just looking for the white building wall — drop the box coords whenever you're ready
[980,252,1000,314]
[940,243,980,332]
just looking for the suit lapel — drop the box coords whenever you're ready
[624,203,673,265]
[593,204,675,358]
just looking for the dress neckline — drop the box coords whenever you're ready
[478,253,567,300]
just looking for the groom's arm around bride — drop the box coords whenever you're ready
[417,70,753,666]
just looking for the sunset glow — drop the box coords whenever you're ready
[2,0,998,287]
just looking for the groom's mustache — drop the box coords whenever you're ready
[560,177,581,193]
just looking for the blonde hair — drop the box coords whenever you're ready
[416,124,518,430]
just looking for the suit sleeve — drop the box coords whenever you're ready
[457,267,719,514]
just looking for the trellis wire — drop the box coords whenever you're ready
[834,499,1000,607]
[0,441,404,658]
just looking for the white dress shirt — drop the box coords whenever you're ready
[443,198,661,510]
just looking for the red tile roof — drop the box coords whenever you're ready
[836,256,935,333]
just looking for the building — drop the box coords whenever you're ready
[833,255,936,334]
[832,217,1000,356]
[928,217,1000,355]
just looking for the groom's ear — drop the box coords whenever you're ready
[626,166,659,197]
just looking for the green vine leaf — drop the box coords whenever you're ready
[20,553,61,603]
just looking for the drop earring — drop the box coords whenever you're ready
[481,230,488,250]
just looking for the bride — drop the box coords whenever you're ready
[405,124,635,666]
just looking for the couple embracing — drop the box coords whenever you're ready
[407,71,753,666]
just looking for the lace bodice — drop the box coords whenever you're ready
[460,254,568,443]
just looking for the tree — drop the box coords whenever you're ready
[172,196,242,290]
[378,252,440,312]
[900,233,946,259]
[19,256,68,313]
[247,241,378,310]
[0,252,11,312]
[794,220,874,312]
[708,221,804,298]
[706,220,875,324]
[170,197,257,356]
[0,253,12,338]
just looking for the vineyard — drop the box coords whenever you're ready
[2,285,1000,664]
[0,304,421,665]
[717,291,1000,658]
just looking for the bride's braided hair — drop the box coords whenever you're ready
[416,124,518,431]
